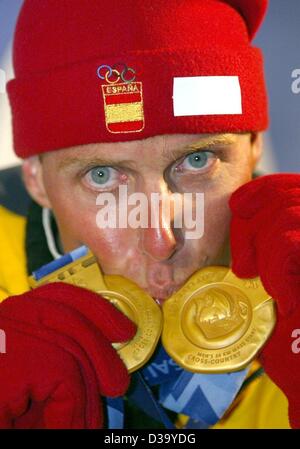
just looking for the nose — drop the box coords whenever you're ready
[139,184,183,261]
[141,222,177,261]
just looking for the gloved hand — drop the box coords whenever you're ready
[0,282,136,429]
[229,174,300,428]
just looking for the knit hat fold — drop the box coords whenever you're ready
[7,0,269,157]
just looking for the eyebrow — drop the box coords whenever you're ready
[166,134,238,162]
[58,156,131,172]
[58,134,237,171]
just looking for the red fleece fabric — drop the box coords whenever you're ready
[0,283,136,429]
[260,306,300,429]
[229,174,300,428]
[7,0,269,157]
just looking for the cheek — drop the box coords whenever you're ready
[86,228,137,270]
[225,153,255,189]
[198,158,254,255]
[43,174,139,267]
[53,200,138,269]
[205,194,231,240]
[197,188,232,257]
[177,189,231,263]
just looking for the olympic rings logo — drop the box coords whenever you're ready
[97,63,136,84]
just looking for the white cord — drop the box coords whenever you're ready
[42,207,62,260]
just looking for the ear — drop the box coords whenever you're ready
[249,131,263,170]
[22,156,52,209]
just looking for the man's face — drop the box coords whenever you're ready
[24,133,262,304]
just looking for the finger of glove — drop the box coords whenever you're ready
[289,402,300,429]
[0,320,128,428]
[256,211,300,316]
[43,382,91,429]
[259,257,300,317]
[229,176,269,219]
[0,324,100,429]
[14,382,91,429]
[259,310,300,428]
[0,300,131,397]
[229,175,300,219]
[30,283,137,343]
[0,406,13,429]
[29,298,131,396]
[41,306,131,397]
[230,215,258,278]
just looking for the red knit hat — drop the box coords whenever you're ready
[7,0,269,158]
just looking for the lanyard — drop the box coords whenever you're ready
[107,345,249,429]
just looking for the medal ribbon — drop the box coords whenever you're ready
[143,345,248,428]
[107,345,248,429]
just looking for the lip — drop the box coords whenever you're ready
[153,297,168,307]
[145,284,182,307]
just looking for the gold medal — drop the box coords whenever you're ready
[162,266,276,373]
[103,274,162,372]
[29,253,276,374]
[28,253,162,373]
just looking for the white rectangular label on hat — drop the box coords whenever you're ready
[173,76,242,116]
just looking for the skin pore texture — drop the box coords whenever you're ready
[22,132,262,305]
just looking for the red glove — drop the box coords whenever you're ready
[0,282,136,429]
[229,174,300,428]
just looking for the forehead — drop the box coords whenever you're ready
[42,133,241,169]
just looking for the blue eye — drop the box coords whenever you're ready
[83,165,121,190]
[90,167,111,185]
[175,150,216,173]
[187,152,208,169]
